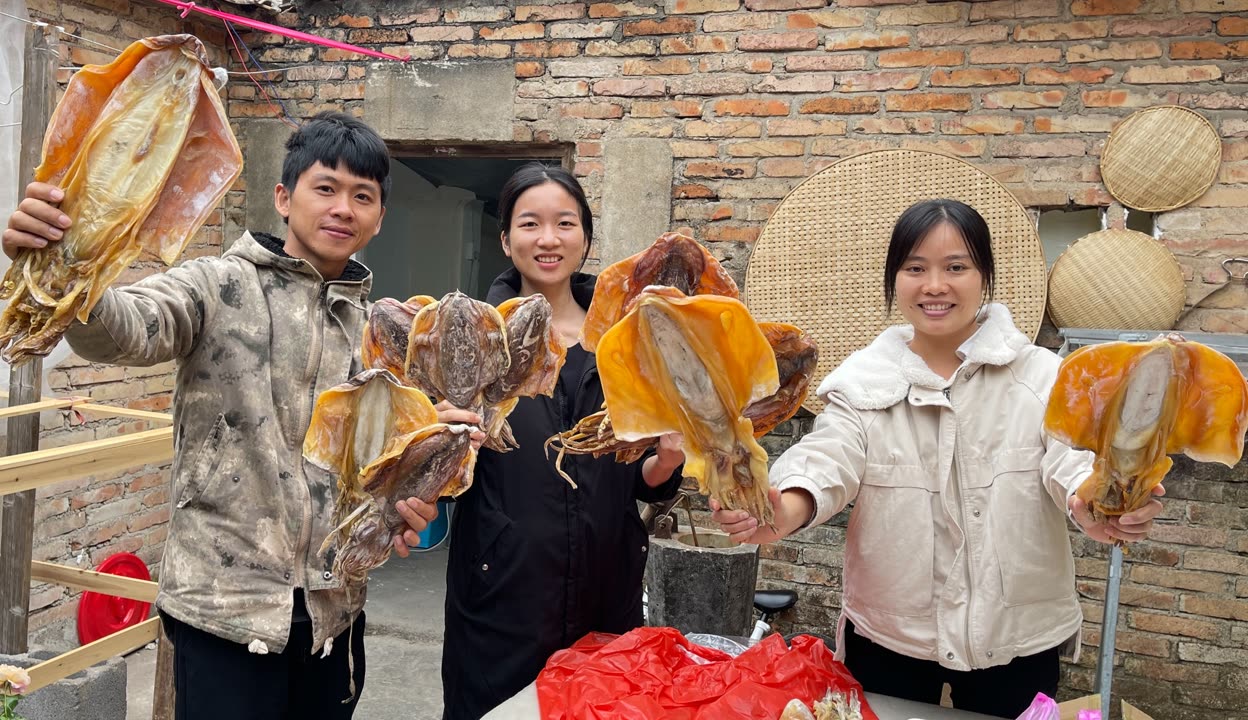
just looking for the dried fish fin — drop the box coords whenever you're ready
[1167,342,1248,465]
[746,322,819,437]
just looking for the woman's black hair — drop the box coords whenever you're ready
[281,110,392,205]
[883,198,995,310]
[498,162,594,266]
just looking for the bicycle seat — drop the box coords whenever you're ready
[753,589,797,613]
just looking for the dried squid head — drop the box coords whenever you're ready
[1044,335,1248,523]
[596,287,778,524]
[405,291,509,410]
[581,232,739,352]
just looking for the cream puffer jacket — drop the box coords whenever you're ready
[772,304,1093,671]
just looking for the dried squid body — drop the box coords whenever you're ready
[405,291,509,410]
[480,294,566,451]
[0,35,241,364]
[596,287,779,524]
[1044,335,1248,523]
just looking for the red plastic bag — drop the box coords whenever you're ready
[536,627,878,720]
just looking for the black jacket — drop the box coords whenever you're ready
[441,268,682,720]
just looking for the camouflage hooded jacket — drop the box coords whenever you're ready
[65,231,370,654]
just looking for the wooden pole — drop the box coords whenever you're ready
[0,23,58,655]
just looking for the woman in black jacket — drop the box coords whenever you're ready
[441,163,685,720]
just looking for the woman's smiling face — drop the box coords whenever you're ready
[894,221,985,347]
[502,180,587,290]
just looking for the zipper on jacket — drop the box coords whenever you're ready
[294,283,329,590]
[948,380,978,668]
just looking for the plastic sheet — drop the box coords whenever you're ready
[536,627,878,720]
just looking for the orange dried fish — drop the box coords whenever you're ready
[0,35,241,365]
[596,287,779,524]
[580,232,738,353]
[1044,335,1248,523]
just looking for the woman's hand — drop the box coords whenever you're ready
[642,432,685,487]
[710,487,814,545]
[4,182,71,259]
[433,400,486,450]
[391,497,439,558]
[1069,484,1165,545]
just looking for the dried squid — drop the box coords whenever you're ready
[303,369,475,585]
[0,35,242,365]
[1044,335,1248,524]
[595,287,779,524]
[580,231,738,353]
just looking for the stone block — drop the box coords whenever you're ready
[645,530,759,637]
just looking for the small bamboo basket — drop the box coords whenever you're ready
[1047,228,1186,331]
[1101,105,1222,212]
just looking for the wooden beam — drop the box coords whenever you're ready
[29,561,158,603]
[0,392,173,425]
[153,622,175,720]
[25,617,159,693]
[73,403,173,424]
[0,398,81,420]
[0,23,59,656]
[0,427,173,497]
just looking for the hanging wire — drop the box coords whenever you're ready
[0,84,21,105]
[0,9,123,54]
[222,18,299,129]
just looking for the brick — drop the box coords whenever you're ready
[1034,115,1119,133]
[550,59,623,77]
[346,27,406,44]
[970,46,1062,64]
[1067,40,1163,62]
[593,78,665,96]
[630,99,703,117]
[738,32,819,51]
[918,25,1009,46]
[1081,88,1179,107]
[744,0,826,8]
[518,80,590,98]
[667,0,740,11]
[379,9,442,24]
[1178,0,1248,9]
[674,183,717,198]
[1129,610,1224,641]
[685,161,756,179]
[448,43,512,59]
[551,21,617,38]
[1026,67,1115,84]
[684,120,763,137]
[970,0,1062,20]
[788,10,867,28]
[899,138,988,157]
[785,55,867,72]
[1125,64,1223,83]
[885,93,972,112]
[930,68,1021,87]
[714,99,790,116]
[982,90,1065,109]
[1112,17,1213,36]
[941,116,1024,135]
[1132,565,1230,593]
[1187,502,1246,529]
[444,7,511,22]
[516,3,587,21]
[1185,550,1248,575]
[624,58,693,75]
[878,49,963,67]
[799,96,881,114]
[726,140,805,157]
[480,23,547,41]
[408,26,475,43]
[129,507,169,533]
[1183,91,1248,109]
[1219,17,1248,35]
[876,4,961,25]
[1015,21,1108,42]
[1181,594,1248,621]
[752,75,837,93]
[835,71,920,92]
[587,39,658,56]
[1149,523,1231,547]
[1073,0,1166,13]
[660,36,734,54]
[669,76,753,94]
[623,17,696,35]
[86,518,131,546]
[515,61,545,78]
[826,31,911,51]
[1123,656,1221,685]
[589,2,657,17]
[767,118,849,136]
[62,4,118,31]
[1113,629,1173,657]
[1175,685,1248,712]
[718,180,796,199]
[560,102,625,119]
[670,141,719,157]
[1172,40,1248,59]
[856,117,936,134]
[285,65,346,82]
[703,13,777,31]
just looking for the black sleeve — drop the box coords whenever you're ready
[631,448,683,504]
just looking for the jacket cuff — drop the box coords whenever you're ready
[775,475,824,530]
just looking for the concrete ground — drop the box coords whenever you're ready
[126,546,451,720]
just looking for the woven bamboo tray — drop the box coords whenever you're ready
[1048,228,1186,331]
[743,149,1047,413]
[1101,106,1221,212]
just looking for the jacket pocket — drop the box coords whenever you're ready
[175,414,230,510]
[844,463,937,617]
[989,448,1074,607]
[467,510,517,605]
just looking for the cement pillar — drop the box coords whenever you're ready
[600,138,673,267]
[645,530,759,638]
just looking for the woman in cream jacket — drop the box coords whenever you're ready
[713,199,1164,718]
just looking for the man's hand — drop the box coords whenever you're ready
[710,486,813,545]
[4,183,71,260]
[433,400,486,450]
[1069,484,1166,545]
[391,497,439,558]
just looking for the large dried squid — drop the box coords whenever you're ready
[1044,334,1248,524]
[0,35,241,364]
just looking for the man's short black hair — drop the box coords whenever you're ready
[281,111,391,205]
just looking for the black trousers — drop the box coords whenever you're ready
[161,600,366,720]
[843,619,1060,719]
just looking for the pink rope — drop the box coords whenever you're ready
[152,0,410,62]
